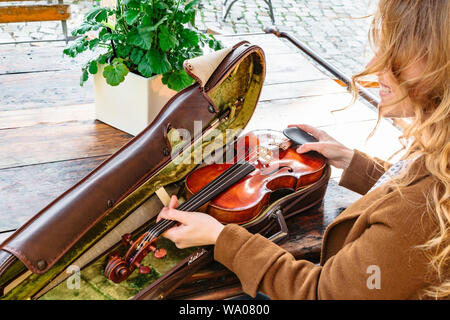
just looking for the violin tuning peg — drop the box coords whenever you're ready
[153,248,167,259]
[108,251,119,259]
[121,233,132,246]
[139,265,151,274]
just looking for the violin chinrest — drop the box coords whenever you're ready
[283,127,318,146]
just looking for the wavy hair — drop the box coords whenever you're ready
[351,0,450,298]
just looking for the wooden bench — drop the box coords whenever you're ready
[0,0,71,43]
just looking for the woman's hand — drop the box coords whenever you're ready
[288,124,354,170]
[157,195,224,249]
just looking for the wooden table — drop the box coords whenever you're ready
[0,33,402,299]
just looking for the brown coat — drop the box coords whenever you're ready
[214,150,438,299]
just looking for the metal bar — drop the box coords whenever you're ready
[0,37,76,45]
[265,27,380,107]
[263,0,275,24]
[222,0,239,22]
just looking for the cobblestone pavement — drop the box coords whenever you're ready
[0,0,378,78]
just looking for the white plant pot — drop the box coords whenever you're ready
[93,68,177,136]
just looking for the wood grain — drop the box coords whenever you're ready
[0,155,110,231]
[0,120,132,169]
[260,79,345,101]
[0,71,94,112]
[0,104,95,130]
[0,45,94,75]
[0,231,14,244]
[0,5,70,23]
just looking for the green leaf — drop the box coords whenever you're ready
[116,45,131,58]
[84,7,110,23]
[103,59,129,86]
[88,61,98,74]
[125,10,140,25]
[80,69,89,86]
[130,47,144,65]
[127,27,152,50]
[88,38,100,50]
[162,69,194,91]
[63,37,89,58]
[71,21,101,36]
[137,53,153,77]
[184,0,201,11]
[141,15,167,29]
[97,53,111,64]
[137,49,171,77]
[146,49,172,75]
[179,28,199,48]
[158,25,178,51]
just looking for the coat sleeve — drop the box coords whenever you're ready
[339,150,388,195]
[214,188,434,299]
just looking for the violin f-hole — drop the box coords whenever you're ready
[259,165,293,176]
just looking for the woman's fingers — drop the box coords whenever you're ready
[158,207,189,225]
[296,142,325,154]
[168,195,179,209]
[157,195,179,223]
[162,224,185,246]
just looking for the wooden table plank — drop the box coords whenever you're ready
[0,155,110,230]
[0,120,132,169]
[0,45,94,75]
[0,103,95,130]
[260,78,345,101]
[0,71,94,112]
[0,231,14,244]
[246,92,379,131]
[219,33,296,55]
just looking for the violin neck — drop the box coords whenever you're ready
[149,161,256,238]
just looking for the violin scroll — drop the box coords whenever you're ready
[104,233,167,283]
[105,255,131,283]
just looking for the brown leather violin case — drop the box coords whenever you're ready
[0,41,330,300]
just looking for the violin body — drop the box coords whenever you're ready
[185,130,326,224]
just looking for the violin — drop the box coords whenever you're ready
[105,128,326,283]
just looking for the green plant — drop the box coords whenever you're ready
[63,0,223,91]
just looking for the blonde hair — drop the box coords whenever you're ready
[351,0,450,299]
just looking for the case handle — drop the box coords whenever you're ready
[267,209,289,244]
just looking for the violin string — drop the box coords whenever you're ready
[136,147,264,248]
[137,142,275,251]
[139,161,256,247]
[146,148,261,234]
[143,145,266,241]
[136,133,289,250]
[137,159,257,247]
